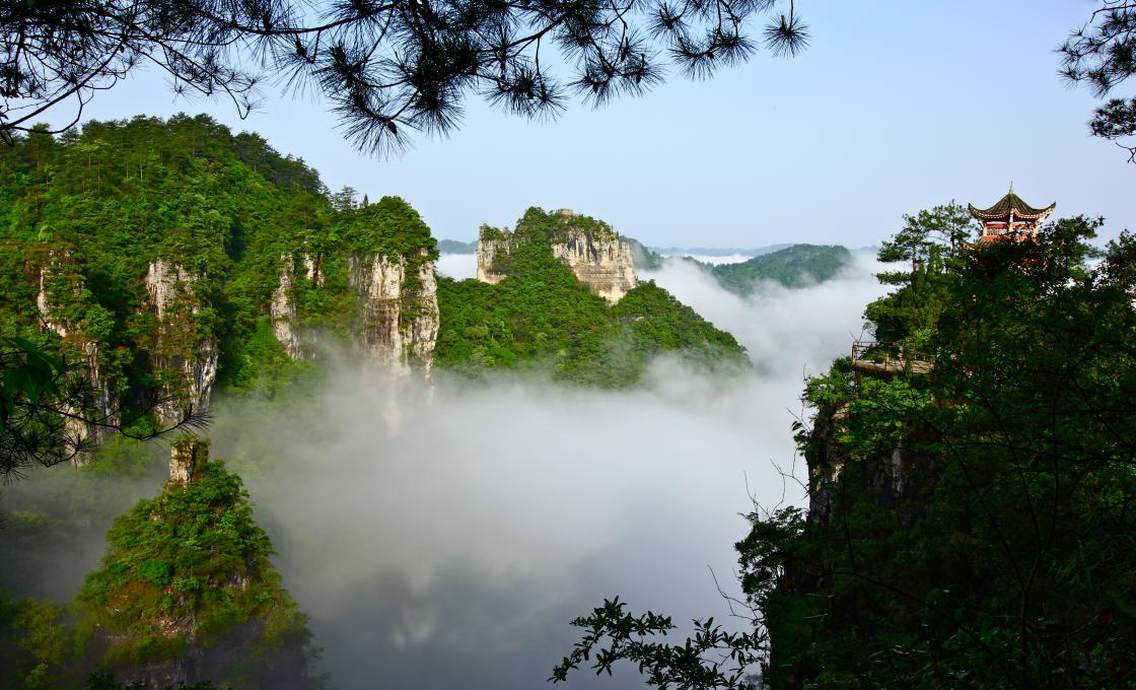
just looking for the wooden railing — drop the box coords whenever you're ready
[850,340,933,376]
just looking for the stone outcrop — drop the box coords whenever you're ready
[476,209,638,303]
[35,251,114,463]
[168,437,208,486]
[270,256,302,359]
[347,250,440,373]
[146,259,218,428]
[89,440,317,690]
[301,252,324,287]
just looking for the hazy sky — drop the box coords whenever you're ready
[37,1,1135,247]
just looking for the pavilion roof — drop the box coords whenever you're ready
[968,187,1055,222]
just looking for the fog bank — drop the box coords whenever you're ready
[204,253,886,689]
[0,252,887,690]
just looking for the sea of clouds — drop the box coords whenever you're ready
[208,252,887,689]
[2,251,886,690]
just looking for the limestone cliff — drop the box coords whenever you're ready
[270,255,303,359]
[477,208,638,303]
[145,259,218,428]
[347,250,439,373]
[35,251,114,462]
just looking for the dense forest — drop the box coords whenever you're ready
[0,115,439,450]
[709,245,852,294]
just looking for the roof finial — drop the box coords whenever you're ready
[1009,180,1014,195]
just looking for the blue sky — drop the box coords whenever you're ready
[39,1,1135,247]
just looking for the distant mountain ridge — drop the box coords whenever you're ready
[441,237,798,259]
[438,238,478,253]
[627,239,853,295]
[653,244,792,257]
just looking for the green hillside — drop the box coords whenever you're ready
[709,244,852,294]
[0,116,443,427]
[436,208,747,386]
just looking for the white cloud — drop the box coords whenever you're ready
[436,253,478,280]
[201,252,888,689]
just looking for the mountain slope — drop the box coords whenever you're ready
[437,208,747,385]
[710,244,852,294]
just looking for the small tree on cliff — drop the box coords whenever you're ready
[868,201,975,348]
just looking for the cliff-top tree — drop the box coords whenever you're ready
[1,0,807,155]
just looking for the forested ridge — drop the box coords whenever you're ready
[0,114,744,440]
[627,240,853,294]
[0,114,438,429]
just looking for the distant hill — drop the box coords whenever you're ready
[653,244,792,257]
[710,244,853,294]
[626,239,853,295]
[438,238,478,253]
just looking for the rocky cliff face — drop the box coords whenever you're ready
[804,404,939,531]
[477,209,638,303]
[145,259,218,428]
[270,255,303,359]
[347,251,439,373]
[35,251,114,463]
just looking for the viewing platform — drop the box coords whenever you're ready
[850,340,933,376]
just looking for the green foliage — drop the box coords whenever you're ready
[710,245,852,295]
[866,202,977,350]
[0,592,80,689]
[436,209,746,385]
[340,195,438,262]
[551,597,767,689]
[750,215,1136,688]
[0,116,445,453]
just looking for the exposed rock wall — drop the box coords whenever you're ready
[146,259,218,428]
[347,251,439,373]
[476,212,639,303]
[270,256,302,359]
[476,237,509,285]
[35,252,114,463]
[550,230,638,303]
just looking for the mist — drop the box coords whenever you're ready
[205,252,887,688]
[0,253,886,689]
